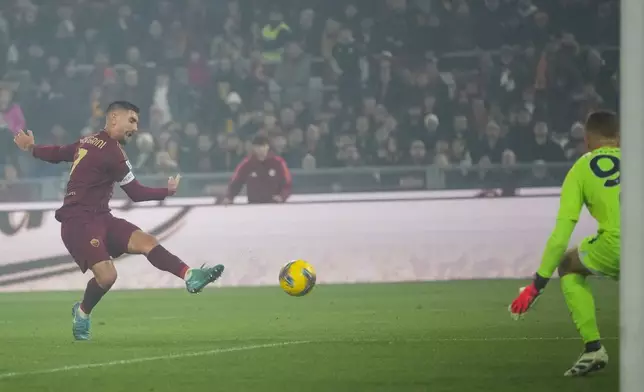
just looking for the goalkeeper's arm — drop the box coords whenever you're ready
[531,168,584,291]
[532,218,577,290]
[509,169,583,317]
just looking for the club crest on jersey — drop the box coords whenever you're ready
[251,172,257,177]
[90,238,100,248]
[268,169,276,176]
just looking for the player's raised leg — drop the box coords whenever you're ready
[109,217,224,293]
[127,230,224,293]
[558,246,608,377]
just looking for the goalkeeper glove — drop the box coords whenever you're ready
[509,274,548,320]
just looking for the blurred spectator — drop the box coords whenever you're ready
[216,132,246,171]
[151,71,175,126]
[517,121,565,163]
[274,42,311,105]
[132,132,157,174]
[375,135,402,166]
[407,140,431,166]
[476,0,505,50]
[422,114,442,149]
[449,138,472,168]
[193,134,218,173]
[260,10,291,64]
[155,150,179,175]
[284,127,306,167]
[295,9,319,56]
[521,160,559,187]
[302,153,317,170]
[121,69,150,117]
[472,121,510,164]
[146,20,165,64]
[342,144,364,167]
[0,87,26,137]
[219,92,247,134]
[564,122,586,161]
[0,163,32,201]
[270,133,288,155]
[0,86,26,169]
[331,27,361,108]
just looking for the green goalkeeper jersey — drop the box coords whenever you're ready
[537,147,621,279]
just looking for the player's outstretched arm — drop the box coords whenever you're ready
[14,130,76,163]
[510,165,583,318]
[120,175,180,202]
[113,147,178,202]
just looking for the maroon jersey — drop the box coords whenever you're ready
[226,153,292,203]
[32,131,168,222]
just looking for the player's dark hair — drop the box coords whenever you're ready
[585,110,619,138]
[251,134,270,146]
[106,101,140,115]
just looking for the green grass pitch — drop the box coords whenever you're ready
[0,280,617,392]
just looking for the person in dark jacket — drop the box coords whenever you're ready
[223,134,292,204]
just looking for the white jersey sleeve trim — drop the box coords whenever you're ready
[119,161,136,186]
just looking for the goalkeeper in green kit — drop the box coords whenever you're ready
[509,110,620,377]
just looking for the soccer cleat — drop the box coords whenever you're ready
[509,284,542,320]
[564,346,608,377]
[71,302,91,341]
[185,264,225,293]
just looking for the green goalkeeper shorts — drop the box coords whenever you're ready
[578,232,620,280]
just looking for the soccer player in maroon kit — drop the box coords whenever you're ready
[222,134,292,204]
[13,101,224,341]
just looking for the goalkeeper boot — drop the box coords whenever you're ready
[564,346,608,377]
[71,302,91,341]
[185,264,225,293]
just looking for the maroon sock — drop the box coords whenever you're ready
[80,278,109,314]
[147,245,190,279]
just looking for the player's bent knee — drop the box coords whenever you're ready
[127,230,159,255]
[92,261,118,289]
[558,248,590,277]
[96,271,117,289]
[557,248,577,277]
[558,255,571,277]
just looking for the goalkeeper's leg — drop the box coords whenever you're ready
[558,248,608,377]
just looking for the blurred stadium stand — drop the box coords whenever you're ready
[0,0,620,201]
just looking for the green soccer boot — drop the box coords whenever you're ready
[185,264,225,293]
[72,302,91,341]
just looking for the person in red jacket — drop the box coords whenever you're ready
[223,134,292,204]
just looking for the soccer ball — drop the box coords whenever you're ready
[279,260,316,296]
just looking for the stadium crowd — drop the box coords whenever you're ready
[0,0,620,191]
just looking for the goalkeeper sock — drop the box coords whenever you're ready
[80,278,109,315]
[147,245,190,279]
[561,274,601,349]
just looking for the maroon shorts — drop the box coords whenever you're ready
[60,213,140,273]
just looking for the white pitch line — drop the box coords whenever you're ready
[148,316,180,321]
[294,336,618,344]
[445,336,619,342]
[0,336,619,381]
[0,341,309,381]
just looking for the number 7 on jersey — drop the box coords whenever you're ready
[70,148,88,176]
